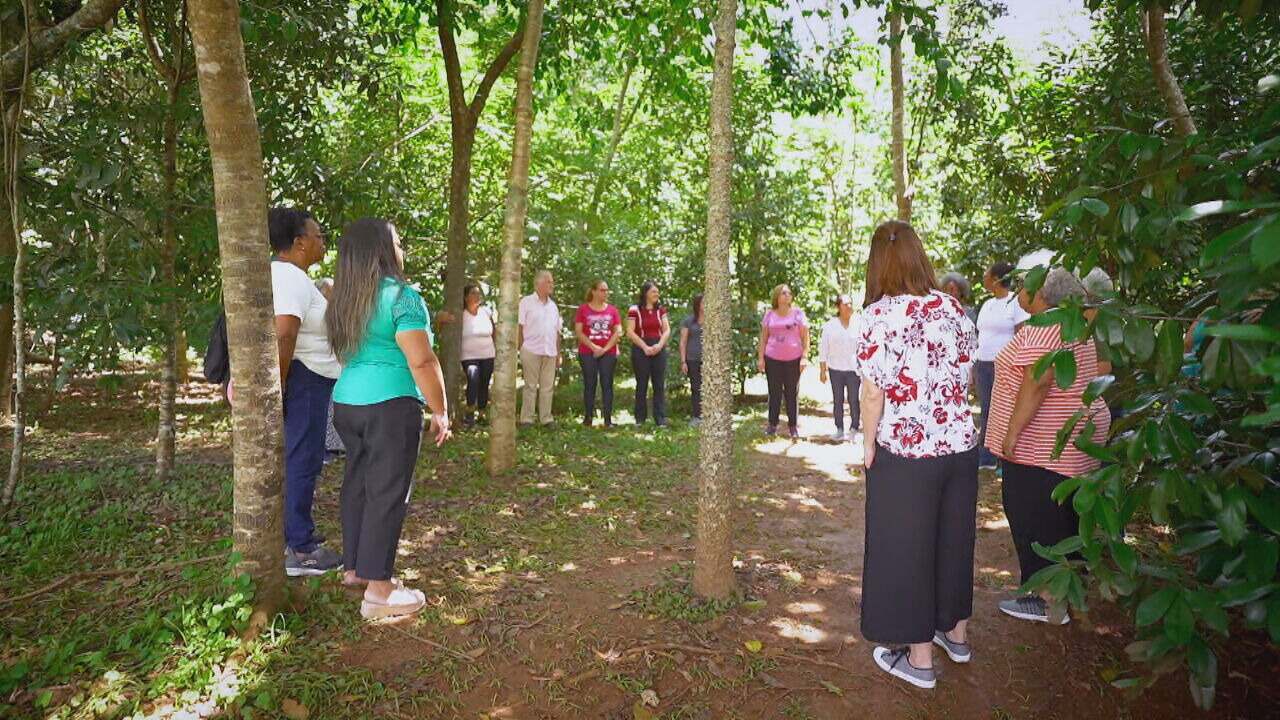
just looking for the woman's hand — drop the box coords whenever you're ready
[1002,431,1018,459]
[800,357,808,373]
[757,357,766,373]
[681,361,689,375]
[436,310,456,325]
[429,412,452,447]
[592,345,606,358]
[819,368,828,384]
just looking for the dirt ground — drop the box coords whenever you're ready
[330,410,1279,719]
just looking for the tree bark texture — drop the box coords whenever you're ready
[487,0,544,477]
[889,9,911,222]
[1142,1,1197,138]
[436,0,523,422]
[186,0,285,619]
[0,0,128,91]
[694,0,739,601]
[0,1,29,507]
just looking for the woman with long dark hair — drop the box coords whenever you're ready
[625,281,671,426]
[856,220,979,690]
[326,218,451,620]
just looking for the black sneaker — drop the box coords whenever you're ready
[285,545,342,577]
[872,646,936,689]
[999,595,1070,625]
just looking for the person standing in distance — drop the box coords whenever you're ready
[973,262,1029,470]
[818,294,861,442]
[518,270,563,427]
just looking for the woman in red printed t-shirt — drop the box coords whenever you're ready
[574,280,622,427]
[856,220,978,691]
[985,267,1110,626]
[625,281,671,426]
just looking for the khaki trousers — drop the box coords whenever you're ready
[519,349,558,424]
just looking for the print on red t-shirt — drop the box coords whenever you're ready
[575,304,621,356]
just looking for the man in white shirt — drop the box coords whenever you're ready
[270,207,343,576]
[517,270,562,426]
[818,294,862,442]
[974,261,1030,469]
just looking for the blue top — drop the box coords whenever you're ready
[332,278,431,406]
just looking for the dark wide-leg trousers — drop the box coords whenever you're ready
[765,357,801,430]
[632,341,667,424]
[580,352,617,424]
[687,360,703,419]
[829,369,860,432]
[334,397,423,581]
[1001,459,1080,585]
[861,446,978,645]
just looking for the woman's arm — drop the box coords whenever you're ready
[657,313,672,350]
[602,320,622,353]
[860,378,885,468]
[396,329,451,446]
[625,315,646,349]
[679,326,690,371]
[574,321,599,354]
[757,318,769,372]
[799,324,811,368]
[1002,364,1054,458]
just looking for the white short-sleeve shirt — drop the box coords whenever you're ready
[818,315,861,373]
[271,261,341,379]
[518,293,562,357]
[975,294,1030,362]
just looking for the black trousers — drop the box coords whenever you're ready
[632,339,667,424]
[461,358,494,410]
[861,446,978,645]
[334,398,423,581]
[829,369,860,432]
[1001,460,1079,584]
[687,359,703,418]
[765,357,801,430]
[580,352,617,424]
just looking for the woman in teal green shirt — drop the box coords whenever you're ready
[326,218,451,620]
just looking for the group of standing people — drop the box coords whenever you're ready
[854,221,1112,690]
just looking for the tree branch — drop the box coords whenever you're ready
[467,25,524,119]
[435,0,467,119]
[0,0,127,92]
[136,0,174,82]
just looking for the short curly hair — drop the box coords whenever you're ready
[1039,268,1086,308]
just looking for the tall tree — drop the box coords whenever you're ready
[1142,1,1197,137]
[187,0,285,624]
[0,0,29,508]
[487,0,545,476]
[694,0,739,601]
[435,0,523,421]
[889,6,911,221]
[138,0,195,484]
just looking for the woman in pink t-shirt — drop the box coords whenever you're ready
[574,280,622,427]
[756,284,809,438]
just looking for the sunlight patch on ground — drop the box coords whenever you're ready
[784,600,826,615]
[982,517,1010,530]
[769,617,829,644]
[752,429,863,486]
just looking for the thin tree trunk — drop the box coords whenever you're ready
[1142,2,1196,138]
[187,0,285,625]
[0,3,29,508]
[175,329,189,382]
[155,79,180,483]
[694,0,739,601]
[586,55,636,229]
[889,9,911,222]
[487,0,545,477]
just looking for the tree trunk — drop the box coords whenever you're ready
[1142,2,1196,138]
[440,126,475,423]
[694,0,739,601]
[187,0,285,625]
[586,55,636,230]
[0,3,28,507]
[889,9,911,222]
[175,329,190,382]
[487,0,545,476]
[155,79,180,484]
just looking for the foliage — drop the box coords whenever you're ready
[1019,6,1280,708]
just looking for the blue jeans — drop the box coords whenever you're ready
[830,369,860,432]
[974,361,996,467]
[284,360,336,553]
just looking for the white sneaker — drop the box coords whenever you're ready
[830,430,846,441]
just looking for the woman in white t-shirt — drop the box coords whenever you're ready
[973,262,1029,469]
[459,283,497,427]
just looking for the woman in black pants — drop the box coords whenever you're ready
[756,284,809,438]
[458,283,497,427]
[625,281,671,426]
[574,280,623,426]
[857,220,979,690]
[326,218,452,620]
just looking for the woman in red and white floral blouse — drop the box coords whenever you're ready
[856,220,979,691]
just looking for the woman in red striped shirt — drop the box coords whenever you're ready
[985,267,1111,625]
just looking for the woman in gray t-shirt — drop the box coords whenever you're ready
[679,294,704,425]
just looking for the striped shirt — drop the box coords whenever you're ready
[985,324,1111,477]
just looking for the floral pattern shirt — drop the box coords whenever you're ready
[857,290,979,458]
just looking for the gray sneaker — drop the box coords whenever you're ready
[998,595,1070,625]
[933,630,971,663]
[872,646,936,689]
[830,430,846,441]
[689,417,701,428]
[285,545,343,577]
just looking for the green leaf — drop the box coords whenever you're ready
[1136,586,1179,627]
[1176,529,1222,555]
[1176,200,1280,222]
[1119,202,1140,233]
[1118,133,1143,159]
[1203,324,1280,343]
[1155,320,1184,384]
[1244,491,1280,534]
[1053,350,1078,389]
[1051,475,1083,504]
[1216,487,1249,546]
[1112,541,1138,576]
[1082,375,1115,405]
[1163,596,1195,644]
[1081,198,1110,217]
[1124,319,1156,362]
[1250,216,1280,269]
[1175,390,1217,416]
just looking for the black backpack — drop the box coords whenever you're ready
[203,310,230,385]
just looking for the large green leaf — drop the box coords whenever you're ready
[1124,319,1156,362]
[1155,320,1185,384]
[1176,200,1280,222]
[1250,215,1280,269]
[1136,586,1179,627]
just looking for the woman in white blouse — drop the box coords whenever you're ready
[459,283,497,427]
[857,220,979,691]
[974,262,1028,468]
[818,294,861,441]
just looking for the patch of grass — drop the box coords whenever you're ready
[626,564,740,623]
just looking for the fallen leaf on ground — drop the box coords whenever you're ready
[640,688,659,707]
[281,698,308,720]
[744,640,763,653]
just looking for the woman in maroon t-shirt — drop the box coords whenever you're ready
[625,281,671,426]
[574,280,622,426]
